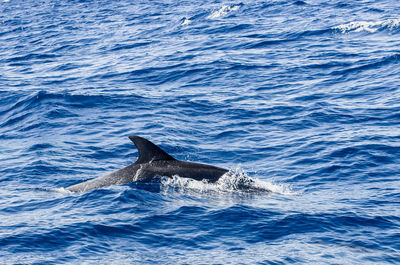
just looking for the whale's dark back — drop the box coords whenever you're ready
[66,136,228,192]
[143,159,228,182]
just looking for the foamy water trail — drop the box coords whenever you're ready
[333,19,400,33]
[48,187,73,194]
[160,166,293,196]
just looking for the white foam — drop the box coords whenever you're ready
[181,18,192,26]
[207,4,241,19]
[47,187,74,194]
[333,19,400,33]
[160,166,294,196]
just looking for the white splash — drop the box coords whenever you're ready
[333,19,400,33]
[47,187,73,194]
[181,18,192,26]
[207,4,241,19]
[160,166,294,196]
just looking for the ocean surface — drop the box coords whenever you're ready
[1,0,400,264]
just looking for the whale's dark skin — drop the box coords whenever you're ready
[65,136,228,192]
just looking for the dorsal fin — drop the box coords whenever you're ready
[129,135,175,164]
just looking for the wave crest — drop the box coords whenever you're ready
[207,4,241,19]
[333,19,400,33]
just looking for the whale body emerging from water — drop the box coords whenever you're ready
[66,136,228,192]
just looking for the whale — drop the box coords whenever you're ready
[65,135,229,192]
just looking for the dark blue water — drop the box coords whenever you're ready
[1,0,400,264]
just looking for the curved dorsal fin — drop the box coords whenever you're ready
[129,135,175,164]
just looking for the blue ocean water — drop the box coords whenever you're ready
[1,0,400,264]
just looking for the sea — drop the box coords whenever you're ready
[0,0,399,264]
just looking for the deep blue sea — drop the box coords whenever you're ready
[1,0,400,264]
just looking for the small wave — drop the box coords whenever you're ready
[160,166,293,196]
[333,19,400,33]
[180,17,192,26]
[207,4,242,19]
[40,187,73,194]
